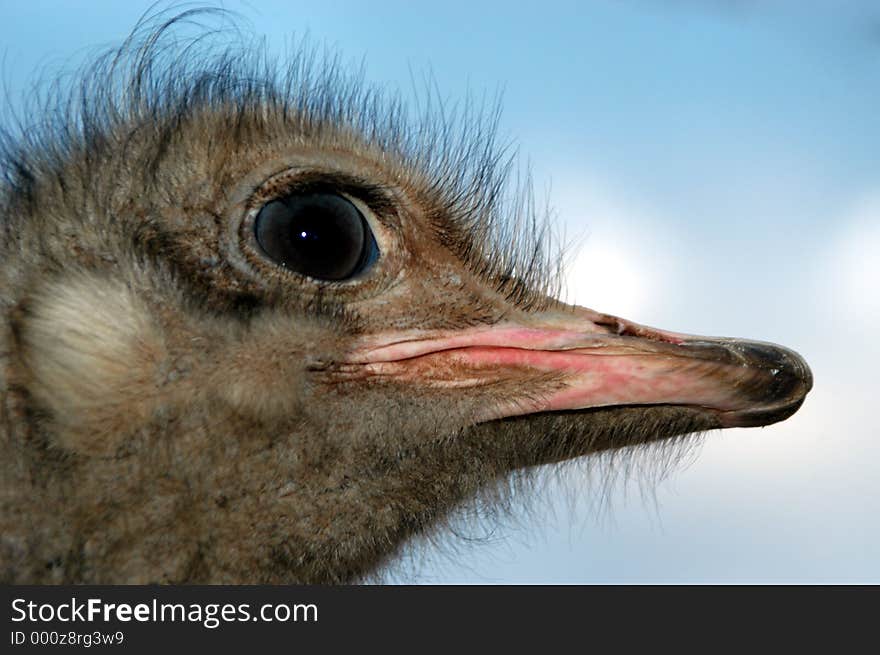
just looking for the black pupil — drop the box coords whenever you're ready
[254,192,374,281]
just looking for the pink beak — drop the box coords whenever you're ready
[350,304,812,428]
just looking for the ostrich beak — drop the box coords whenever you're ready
[352,304,813,428]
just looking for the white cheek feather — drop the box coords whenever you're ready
[22,273,166,454]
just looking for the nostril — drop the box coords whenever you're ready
[593,313,683,344]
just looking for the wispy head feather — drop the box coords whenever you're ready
[0,6,562,312]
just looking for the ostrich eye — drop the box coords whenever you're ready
[254,192,378,281]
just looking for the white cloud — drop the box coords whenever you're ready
[825,193,880,324]
[565,237,650,320]
[551,176,680,324]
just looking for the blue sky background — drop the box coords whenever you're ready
[3,0,878,582]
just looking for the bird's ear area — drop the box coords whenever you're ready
[14,273,171,456]
[11,269,323,454]
[343,302,813,432]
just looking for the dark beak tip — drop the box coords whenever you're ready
[742,340,813,398]
[717,340,813,428]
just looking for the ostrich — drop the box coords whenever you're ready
[0,13,811,584]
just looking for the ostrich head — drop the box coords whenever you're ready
[0,14,811,583]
